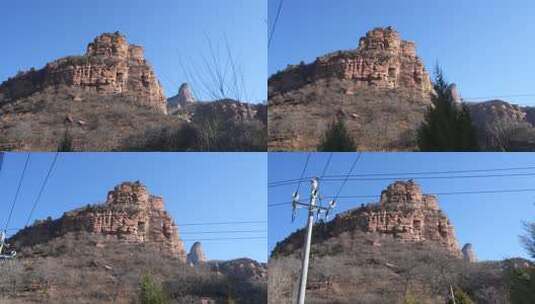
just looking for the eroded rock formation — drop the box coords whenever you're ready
[273,180,461,256]
[0,32,167,113]
[187,241,207,266]
[268,27,433,151]
[210,258,267,281]
[269,26,432,97]
[168,82,196,110]
[462,243,477,262]
[9,181,186,261]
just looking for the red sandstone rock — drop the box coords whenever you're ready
[0,32,166,113]
[269,26,433,97]
[10,181,186,261]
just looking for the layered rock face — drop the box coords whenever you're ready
[269,26,432,97]
[167,82,196,110]
[268,27,433,151]
[274,180,461,256]
[210,258,267,281]
[187,241,207,266]
[0,32,166,113]
[10,181,186,261]
[351,181,460,254]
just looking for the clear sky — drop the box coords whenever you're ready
[269,153,535,261]
[269,0,535,106]
[0,0,266,102]
[0,152,267,262]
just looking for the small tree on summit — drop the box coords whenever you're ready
[417,66,479,151]
[317,118,357,152]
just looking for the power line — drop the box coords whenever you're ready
[295,153,311,194]
[322,172,535,182]
[320,153,333,179]
[182,236,266,242]
[178,220,266,227]
[465,93,535,100]
[333,152,362,201]
[180,229,266,235]
[268,0,285,48]
[268,165,535,187]
[25,152,60,227]
[269,187,535,207]
[4,153,30,232]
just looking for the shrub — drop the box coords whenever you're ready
[317,118,357,152]
[140,273,168,304]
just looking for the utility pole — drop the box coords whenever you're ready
[293,177,335,304]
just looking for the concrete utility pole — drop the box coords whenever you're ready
[293,177,335,304]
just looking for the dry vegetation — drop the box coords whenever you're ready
[0,86,181,151]
[268,78,430,151]
[0,232,266,304]
[0,85,267,151]
[269,230,531,304]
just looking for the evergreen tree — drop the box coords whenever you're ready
[417,66,479,151]
[140,274,167,304]
[317,118,357,152]
[57,128,74,152]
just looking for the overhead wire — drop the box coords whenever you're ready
[268,0,285,48]
[4,153,30,232]
[332,152,362,202]
[269,187,535,208]
[25,152,60,227]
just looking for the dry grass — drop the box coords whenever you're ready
[268,78,430,151]
[269,230,513,304]
[0,232,266,304]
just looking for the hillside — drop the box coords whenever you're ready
[269,181,534,303]
[1,181,267,304]
[268,26,535,151]
[0,32,266,151]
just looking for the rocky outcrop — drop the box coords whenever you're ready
[268,27,432,151]
[462,243,477,263]
[273,180,461,256]
[167,83,196,111]
[9,181,186,261]
[187,241,207,266]
[269,26,432,97]
[0,32,167,113]
[210,258,267,281]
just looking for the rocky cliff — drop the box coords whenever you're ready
[273,180,460,257]
[269,26,432,98]
[268,27,433,151]
[0,32,166,113]
[9,181,186,261]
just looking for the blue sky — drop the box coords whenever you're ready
[269,0,535,106]
[269,153,535,261]
[0,0,266,102]
[0,152,267,262]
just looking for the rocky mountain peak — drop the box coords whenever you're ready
[167,82,196,110]
[273,180,461,257]
[462,243,477,262]
[187,241,207,266]
[269,26,432,97]
[0,32,167,113]
[9,181,186,261]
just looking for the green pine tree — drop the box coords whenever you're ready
[140,273,168,304]
[58,128,74,152]
[417,66,479,151]
[317,118,357,152]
